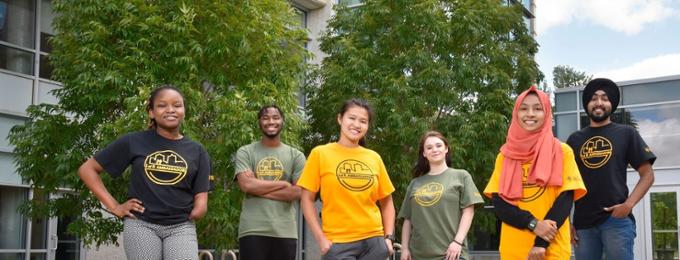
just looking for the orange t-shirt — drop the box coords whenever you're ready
[484,143,587,259]
[297,143,395,243]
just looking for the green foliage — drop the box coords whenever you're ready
[304,0,540,248]
[9,0,308,250]
[552,65,593,88]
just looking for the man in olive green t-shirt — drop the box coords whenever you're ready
[234,105,306,260]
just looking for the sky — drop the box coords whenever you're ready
[534,0,680,87]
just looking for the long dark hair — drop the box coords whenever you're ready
[411,131,452,178]
[338,98,374,147]
[147,84,184,129]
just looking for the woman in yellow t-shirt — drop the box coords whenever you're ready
[483,86,586,260]
[297,99,396,260]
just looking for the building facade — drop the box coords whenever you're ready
[0,0,81,260]
[554,75,680,259]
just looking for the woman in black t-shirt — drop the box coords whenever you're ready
[78,85,210,260]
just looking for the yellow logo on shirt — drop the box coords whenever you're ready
[144,150,188,185]
[413,182,444,207]
[256,156,284,181]
[579,136,612,169]
[336,160,375,191]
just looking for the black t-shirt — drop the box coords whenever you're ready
[567,123,656,229]
[94,130,211,225]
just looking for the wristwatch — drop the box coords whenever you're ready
[384,234,396,242]
[528,218,538,231]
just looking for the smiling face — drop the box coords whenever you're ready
[517,93,545,132]
[148,89,185,131]
[259,107,283,138]
[587,90,613,123]
[422,136,449,165]
[337,105,369,145]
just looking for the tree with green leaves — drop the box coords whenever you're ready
[304,0,541,249]
[552,65,593,88]
[9,0,308,250]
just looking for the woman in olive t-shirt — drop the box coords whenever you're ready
[399,131,483,260]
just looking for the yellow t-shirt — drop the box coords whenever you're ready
[297,143,395,243]
[483,143,587,260]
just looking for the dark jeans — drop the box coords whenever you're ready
[239,235,297,260]
[575,216,636,260]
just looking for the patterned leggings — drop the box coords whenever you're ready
[123,218,198,260]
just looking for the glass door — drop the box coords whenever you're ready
[45,193,80,260]
[647,187,680,260]
[0,186,28,260]
[52,215,79,260]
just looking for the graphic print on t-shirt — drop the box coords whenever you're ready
[144,150,188,185]
[579,136,612,169]
[521,166,546,202]
[413,182,444,207]
[256,156,284,181]
[336,159,374,191]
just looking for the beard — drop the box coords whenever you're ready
[587,109,611,123]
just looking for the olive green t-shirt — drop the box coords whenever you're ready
[234,142,306,239]
[398,168,484,260]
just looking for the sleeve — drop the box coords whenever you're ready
[397,181,415,220]
[534,191,574,248]
[626,127,657,169]
[557,144,587,201]
[375,153,395,199]
[296,147,321,192]
[483,153,504,198]
[491,193,536,229]
[233,146,251,180]
[460,171,484,208]
[93,134,133,177]
[291,149,306,184]
[192,145,212,193]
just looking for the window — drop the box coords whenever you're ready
[0,0,35,48]
[0,44,34,74]
[555,92,578,112]
[626,103,680,167]
[522,0,532,12]
[0,186,28,250]
[0,0,36,75]
[651,192,679,258]
[0,0,57,78]
[555,113,577,141]
[38,0,55,80]
[622,80,680,106]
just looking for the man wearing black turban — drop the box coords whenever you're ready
[567,78,656,260]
